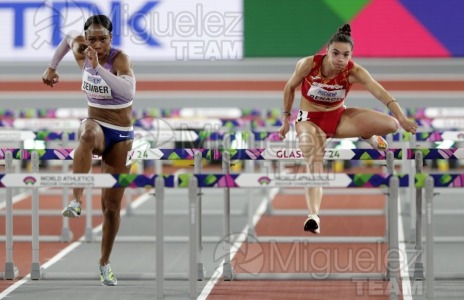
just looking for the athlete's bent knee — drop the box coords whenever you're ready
[387,117,400,133]
[79,128,99,147]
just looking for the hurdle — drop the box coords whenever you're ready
[181,165,413,300]
[2,151,18,280]
[0,124,260,246]
[1,148,147,244]
[0,147,443,300]
[0,126,212,241]
[217,147,458,245]
[0,162,261,299]
[1,146,248,286]
[246,146,393,242]
[400,128,464,243]
[0,125,410,221]
[411,154,464,299]
[145,147,461,300]
[2,147,461,276]
[137,149,407,288]
[148,148,464,298]
[419,173,464,300]
[0,170,183,298]
[0,133,79,243]
[6,146,461,242]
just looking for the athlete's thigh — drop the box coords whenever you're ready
[295,121,326,159]
[101,140,133,172]
[334,108,396,138]
[78,119,105,154]
[101,140,133,205]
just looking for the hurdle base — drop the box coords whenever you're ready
[85,229,95,242]
[198,263,205,281]
[31,263,43,280]
[222,262,234,281]
[269,209,384,216]
[413,262,425,281]
[434,273,464,280]
[0,235,63,242]
[253,236,386,243]
[91,235,222,243]
[3,262,18,280]
[40,272,199,281]
[60,228,73,243]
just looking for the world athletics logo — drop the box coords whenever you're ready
[257,176,271,185]
[23,176,37,185]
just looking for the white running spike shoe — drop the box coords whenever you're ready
[61,199,81,217]
[363,135,388,150]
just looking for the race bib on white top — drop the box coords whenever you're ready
[81,69,112,99]
[308,85,346,103]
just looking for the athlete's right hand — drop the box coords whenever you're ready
[42,67,60,87]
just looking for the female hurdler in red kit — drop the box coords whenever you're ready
[279,24,417,234]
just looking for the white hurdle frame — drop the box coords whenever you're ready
[3,144,461,299]
[185,151,402,300]
[0,133,76,243]
[420,175,464,300]
[244,151,395,244]
[0,166,208,298]
[0,153,439,300]
[29,152,39,279]
[2,151,18,280]
[425,176,434,300]
[411,148,464,286]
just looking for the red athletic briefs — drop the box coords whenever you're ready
[295,106,345,137]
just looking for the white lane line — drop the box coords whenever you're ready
[197,188,279,300]
[0,191,32,210]
[0,190,152,298]
[0,277,30,299]
[398,194,413,300]
[0,187,67,211]
[0,190,65,298]
[0,235,84,299]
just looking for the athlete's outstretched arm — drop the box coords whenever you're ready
[350,63,417,133]
[42,31,86,87]
[279,57,313,138]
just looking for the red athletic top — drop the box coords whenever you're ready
[301,54,354,107]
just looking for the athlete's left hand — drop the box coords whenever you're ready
[85,46,99,69]
[398,117,418,134]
